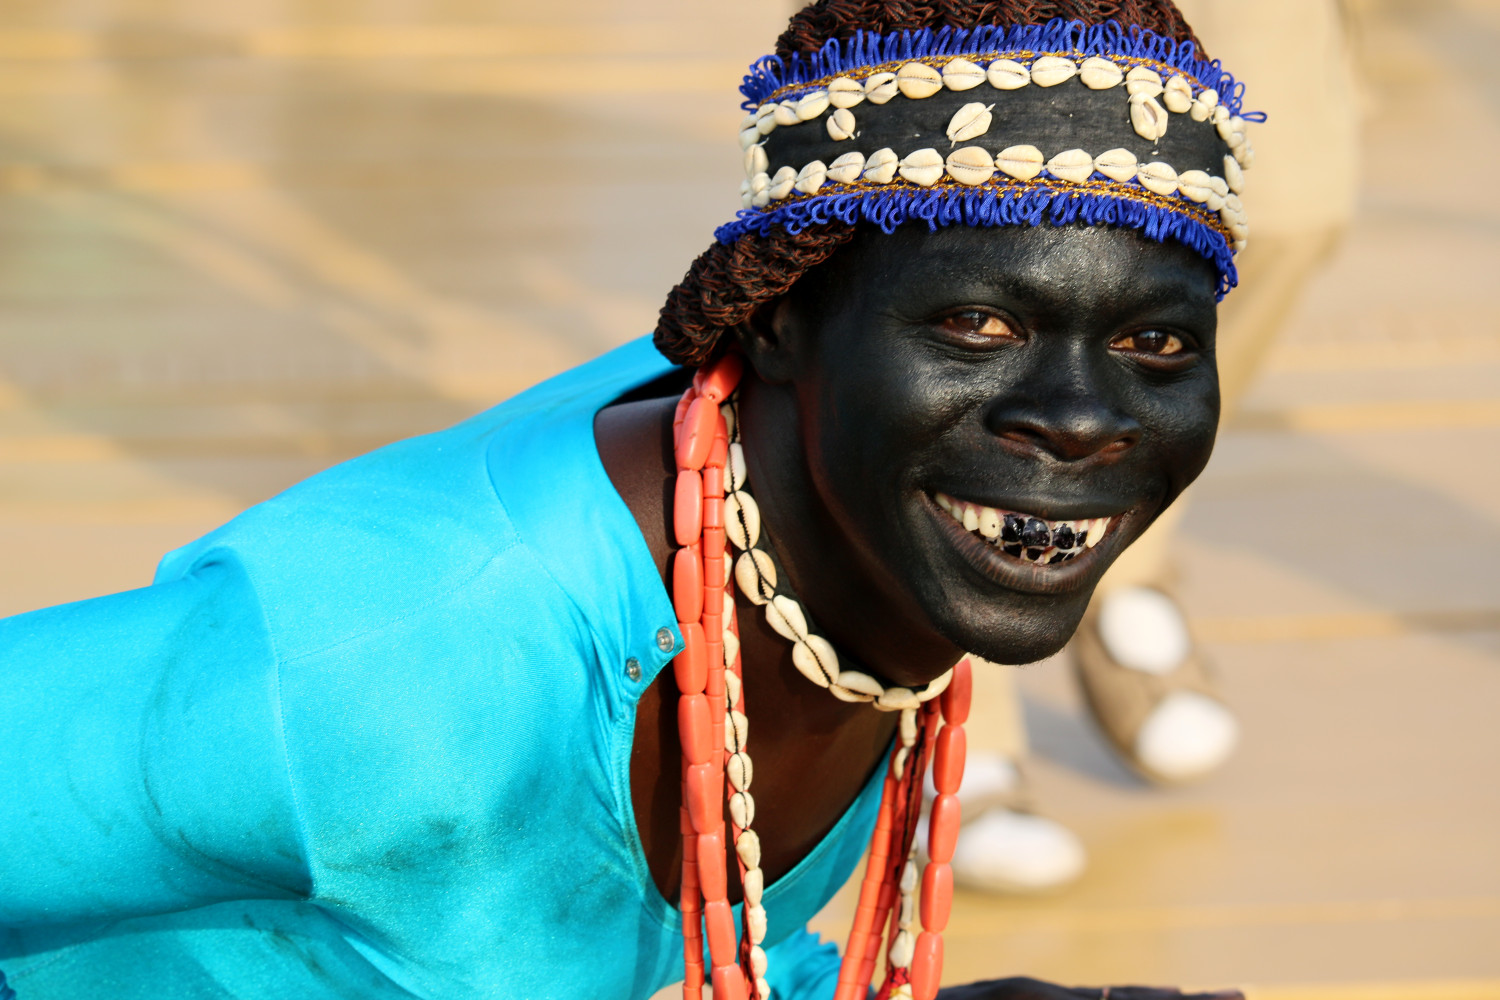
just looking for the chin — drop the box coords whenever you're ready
[906,488,1158,665]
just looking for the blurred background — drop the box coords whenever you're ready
[1,0,1497,997]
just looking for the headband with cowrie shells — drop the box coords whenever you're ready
[720,19,1262,299]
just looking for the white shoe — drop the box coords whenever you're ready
[949,807,1087,894]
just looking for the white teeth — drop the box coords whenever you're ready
[934,493,1116,566]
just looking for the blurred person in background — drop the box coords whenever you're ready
[948,0,1359,896]
[1,1,1271,998]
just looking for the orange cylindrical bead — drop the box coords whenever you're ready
[679,695,714,766]
[932,724,966,796]
[909,931,944,1000]
[674,622,707,695]
[704,495,724,531]
[702,464,723,497]
[677,397,718,471]
[704,900,737,966]
[703,524,725,564]
[700,353,744,403]
[927,793,961,864]
[697,831,727,901]
[674,470,704,547]
[673,389,694,436]
[712,964,748,1000]
[940,657,972,726]
[673,545,703,623]
[920,862,953,933]
[686,762,719,833]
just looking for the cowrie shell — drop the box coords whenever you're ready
[995,144,1045,181]
[945,145,995,186]
[1220,113,1246,145]
[750,942,768,977]
[725,488,762,548]
[1223,154,1245,194]
[892,746,909,781]
[1130,93,1169,141]
[739,127,760,150]
[1030,55,1077,87]
[1079,56,1124,89]
[766,165,797,201]
[826,150,866,184]
[898,147,945,187]
[726,710,748,753]
[735,549,776,604]
[1163,74,1193,113]
[1235,136,1255,168]
[749,172,771,208]
[730,791,755,830]
[830,684,876,703]
[739,178,752,209]
[755,103,778,135]
[942,57,986,91]
[986,58,1030,89]
[746,901,767,944]
[792,634,839,687]
[766,594,808,643]
[828,76,865,109]
[946,102,994,144]
[1125,65,1164,97]
[876,687,922,712]
[863,147,899,183]
[740,112,758,133]
[1093,147,1138,182]
[773,101,800,127]
[723,629,740,671]
[744,144,768,177]
[897,62,943,99]
[1199,87,1220,110]
[728,752,753,792]
[727,441,747,491]
[827,107,856,141]
[915,667,954,702]
[899,708,918,745]
[890,930,915,968]
[1046,147,1095,184]
[1176,168,1214,203]
[1137,160,1180,196]
[835,670,885,697]
[794,160,827,195]
[864,71,899,104]
[1189,98,1211,122]
[796,89,830,121]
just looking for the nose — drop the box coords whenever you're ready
[981,356,1141,463]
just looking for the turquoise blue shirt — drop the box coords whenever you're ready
[0,337,883,1000]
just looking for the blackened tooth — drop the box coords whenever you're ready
[1048,552,1067,565]
[1025,547,1045,561]
[1021,518,1051,549]
[1003,543,1023,557]
[1053,524,1076,550]
[1001,514,1025,544]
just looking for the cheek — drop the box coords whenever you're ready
[1133,375,1220,484]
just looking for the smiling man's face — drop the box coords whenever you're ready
[762,221,1221,667]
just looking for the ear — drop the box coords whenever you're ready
[733,296,801,385]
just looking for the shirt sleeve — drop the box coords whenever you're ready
[761,925,847,1000]
[0,552,311,927]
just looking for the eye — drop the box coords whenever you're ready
[1109,329,1187,356]
[935,309,1023,345]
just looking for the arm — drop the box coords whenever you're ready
[0,554,310,927]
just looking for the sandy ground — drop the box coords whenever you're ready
[0,1,1496,997]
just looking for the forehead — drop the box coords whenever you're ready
[806,223,1221,317]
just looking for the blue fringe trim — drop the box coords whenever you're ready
[714,183,1239,300]
[741,18,1254,117]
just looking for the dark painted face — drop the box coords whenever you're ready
[741,222,1220,670]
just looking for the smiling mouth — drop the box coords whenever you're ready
[933,492,1117,567]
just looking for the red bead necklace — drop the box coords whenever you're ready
[670,353,970,1000]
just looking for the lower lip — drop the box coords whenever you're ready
[922,494,1129,596]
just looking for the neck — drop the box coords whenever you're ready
[736,376,965,690]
